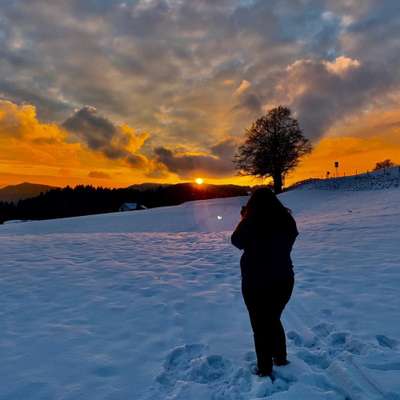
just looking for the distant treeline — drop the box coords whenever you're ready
[0,183,249,224]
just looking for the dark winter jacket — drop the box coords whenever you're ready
[231,211,298,285]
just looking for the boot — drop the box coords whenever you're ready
[273,357,290,366]
[251,366,275,381]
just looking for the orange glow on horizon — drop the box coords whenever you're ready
[1,133,399,189]
[1,99,400,189]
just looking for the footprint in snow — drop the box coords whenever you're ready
[212,367,253,400]
[189,355,232,384]
[328,332,349,347]
[161,343,205,372]
[296,349,330,369]
[311,322,335,338]
[325,331,368,356]
[287,330,303,347]
[254,377,290,398]
[376,334,398,349]
[157,344,232,389]
[155,345,256,400]
[155,345,296,400]
[343,337,367,355]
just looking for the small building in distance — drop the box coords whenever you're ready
[119,202,147,212]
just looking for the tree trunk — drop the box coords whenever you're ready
[273,173,283,194]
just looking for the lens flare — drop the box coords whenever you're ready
[195,178,204,185]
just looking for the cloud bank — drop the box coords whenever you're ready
[63,106,149,167]
[1,0,400,179]
[154,138,238,178]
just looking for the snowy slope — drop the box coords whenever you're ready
[294,166,400,191]
[0,196,244,235]
[1,186,400,399]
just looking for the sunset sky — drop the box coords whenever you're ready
[1,0,400,188]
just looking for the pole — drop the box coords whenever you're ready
[334,161,339,178]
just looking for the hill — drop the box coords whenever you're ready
[290,166,400,191]
[0,182,56,202]
[127,182,171,191]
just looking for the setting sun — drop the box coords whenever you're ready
[195,178,204,185]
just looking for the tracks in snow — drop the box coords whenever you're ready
[140,281,400,400]
[285,300,388,400]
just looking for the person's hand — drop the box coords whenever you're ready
[240,205,247,218]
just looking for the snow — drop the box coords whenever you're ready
[295,166,400,191]
[2,219,28,225]
[1,182,400,399]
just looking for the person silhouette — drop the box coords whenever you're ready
[231,188,298,378]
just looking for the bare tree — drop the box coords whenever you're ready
[234,106,312,193]
[373,159,395,171]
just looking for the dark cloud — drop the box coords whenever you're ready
[63,107,117,148]
[154,138,237,178]
[63,106,147,167]
[210,138,238,159]
[0,81,74,122]
[234,92,263,113]
[279,58,394,139]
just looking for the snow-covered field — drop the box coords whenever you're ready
[1,183,400,399]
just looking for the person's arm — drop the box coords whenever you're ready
[287,213,299,248]
[231,217,253,250]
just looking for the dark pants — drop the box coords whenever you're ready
[242,275,294,374]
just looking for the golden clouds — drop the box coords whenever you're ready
[0,100,79,171]
[1,98,400,189]
[0,100,64,142]
[0,100,163,187]
[119,124,149,153]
